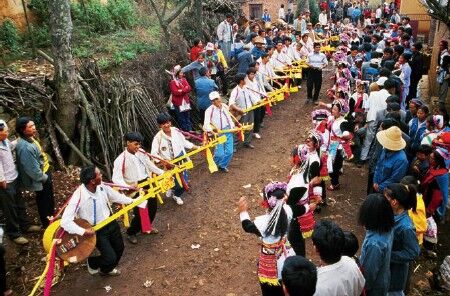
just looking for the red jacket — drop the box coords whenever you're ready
[169,78,191,107]
[190,46,203,62]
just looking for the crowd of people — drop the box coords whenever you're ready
[1,0,450,295]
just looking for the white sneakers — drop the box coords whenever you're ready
[253,133,261,139]
[165,189,173,198]
[87,263,99,275]
[172,196,184,205]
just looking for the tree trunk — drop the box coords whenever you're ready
[48,0,79,143]
[193,0,202,35]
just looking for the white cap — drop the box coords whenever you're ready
[205,42,215,51]
[209,91,221,101]
[376,76,388,86]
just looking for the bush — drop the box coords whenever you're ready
[71,0,115,34]
[28,0,50,23]
[309,0,320,25]
[28,25,51,48]
[107,0,137,29]
[0,20,21,52]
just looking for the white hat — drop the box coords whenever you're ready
[376,76,388,86]
[243,43,252,50]
[0,119,6,130]
[209,91,220,101]
[205,42,215,51]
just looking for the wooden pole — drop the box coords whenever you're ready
[21,0,36,56]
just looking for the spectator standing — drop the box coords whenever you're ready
[15,117,55,228]
[0,120,40,245]
[189,39,203,62]
[217,14,234,61]
[384,183,420,295]
[312,220,365,296]
[169,65,193,131]
[373,126,409,193]
[195,67,218,122]
[358,194,395,296]
[282,256,317,296]
[262,9,271,23]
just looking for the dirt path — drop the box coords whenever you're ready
[50,71,372,296]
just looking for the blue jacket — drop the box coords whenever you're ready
[181,61,204,80]
[251,46,265,60]
[389,211,420,292]
[195,76,218,110]
[237,51,253,74]
[360,230,394,296]
[436,173,449,218]
[262,13,271,22]
[15,137,48,191]
[408,118,426,152]
[374,149,408,192]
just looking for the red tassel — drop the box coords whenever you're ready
[44,243,57,296]
[265,104,272,116]
[180,174,190,191]
[139,207,152,233]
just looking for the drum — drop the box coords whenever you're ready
[42,219,96,263]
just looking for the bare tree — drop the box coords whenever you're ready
[48,0,80,142]
[420,0,450,30]
[148,0,192,35]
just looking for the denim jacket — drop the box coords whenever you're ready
[15,138,48,191]
[389,211,420,292]
[374,149,408,192]
[360,230,393,296]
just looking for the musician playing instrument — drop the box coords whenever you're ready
[151,113,199,206]
[203,91,235,172]
[112,132,164,244]
[61,166,138,276]
[229,73,258,149]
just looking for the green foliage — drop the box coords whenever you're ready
[309,0,320,25]
[71,0,137,34]
[28,0,50,23]
[0,20,21,52]
[27,25,51,48]
[106,0,137,30]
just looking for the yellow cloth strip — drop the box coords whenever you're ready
[169,136,227,164]
[33,138,50,173]
[217,124,254,134]
[259,277,281,286]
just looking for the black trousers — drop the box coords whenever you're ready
[367,172,375,195]
[0,245,7,293]
[0,179,30,239]
[329,151,344,186]
[200,109,206,125]
[88,220,124,273]
[253,108,265,133]
[288,219,306,257]
[307,68,323,101]
[260,282,284,296]
[126,198,157,236]
[35,173,55,228]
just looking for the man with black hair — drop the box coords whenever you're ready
[0,120,40,245]
[151,113,198,204]
[15,117,55,228]
[112,131,165,244]
[229,73,257,149]
[312,220,365,296]
[409,42,424,101]
[195,67,218,122]
[217,14,234,61]
[282,256,317,296]
[61,166,136,276]
[306,42,328,104]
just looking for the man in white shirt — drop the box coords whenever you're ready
[271,40,292,70]
[312,220,365,296]
[319,10,328,27]
[229,73,258,149]
[360,78,396,162]
[151,113,198,206]
[245,67,264,139]
[203,91,235,172]
[375,5,382,23]
[61,166,137,276]
[112,132,164,244]
[278,4,286,21]
[306,43,328,104]
[217,14,234,61]
[0,120,40,245]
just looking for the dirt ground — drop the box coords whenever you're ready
[4,69,448,295]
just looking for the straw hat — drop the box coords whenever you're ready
[376,126,406,151]
[254,36,265,44]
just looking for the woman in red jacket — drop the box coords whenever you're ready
[169,65,193,131]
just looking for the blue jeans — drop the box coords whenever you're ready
[214,131,234,169]
[175,107,192,131]
[174,171,188,197]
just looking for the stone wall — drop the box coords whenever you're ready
[241,0,295,21]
